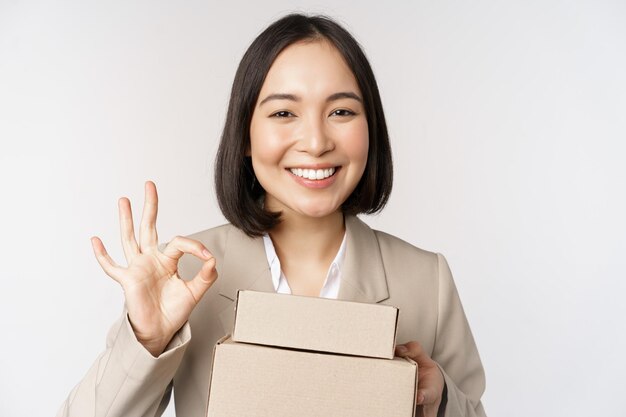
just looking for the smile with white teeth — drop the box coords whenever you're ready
[289,167,336,180]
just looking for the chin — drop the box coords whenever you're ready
[295,204,341,219]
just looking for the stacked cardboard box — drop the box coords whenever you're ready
[206,290,417,417]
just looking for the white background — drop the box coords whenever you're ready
[1,1,625,416]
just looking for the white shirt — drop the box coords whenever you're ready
[262,232,347,299]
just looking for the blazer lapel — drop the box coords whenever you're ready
[337,215,390,304]
[217,226,273,333]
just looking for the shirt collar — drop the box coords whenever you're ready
[262,232,282,291]
[262,231,348,295]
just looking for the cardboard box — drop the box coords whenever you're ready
[232,290,399,359]
[207,335,417,417]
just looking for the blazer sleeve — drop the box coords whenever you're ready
[432,253,487,417]
[55,311,191,417]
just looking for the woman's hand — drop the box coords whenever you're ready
[395,341,445,417]
[90,181,218,357]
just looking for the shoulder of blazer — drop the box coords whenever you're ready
[371,228,438,265]
[369,227,441,292]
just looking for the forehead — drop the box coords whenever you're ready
[258,39,361,98]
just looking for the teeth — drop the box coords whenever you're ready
[290,167,336,180]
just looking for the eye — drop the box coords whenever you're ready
[270,110,295,118]
[330,109,356,117]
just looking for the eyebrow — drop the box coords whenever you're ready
[258,91,363,107]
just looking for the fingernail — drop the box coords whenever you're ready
[417,393,425,404]
[396,346,407,354]
[202,249,212,259]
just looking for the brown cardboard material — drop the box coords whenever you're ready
[207,335,417,417]
[232,290,399,359]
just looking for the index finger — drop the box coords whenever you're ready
[161,235,213,260]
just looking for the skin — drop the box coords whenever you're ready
[90,38,444,416]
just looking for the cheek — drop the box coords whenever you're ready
[341,120,369,167]
[250,122,288,164]
[249,131,297,191]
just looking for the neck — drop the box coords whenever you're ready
[268,210,345,265]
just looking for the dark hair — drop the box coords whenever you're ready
[214,13,393,236]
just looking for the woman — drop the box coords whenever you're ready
[57,13,486,417]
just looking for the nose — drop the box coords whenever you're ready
[296,117,335,157]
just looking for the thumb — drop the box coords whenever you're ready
[186,257,218,303]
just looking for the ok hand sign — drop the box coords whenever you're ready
[90,181,218,356]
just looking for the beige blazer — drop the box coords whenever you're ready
[57,215,487,417]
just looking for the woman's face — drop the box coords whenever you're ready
[249,39,369,220]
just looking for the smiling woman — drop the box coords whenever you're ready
[57,13,487,417]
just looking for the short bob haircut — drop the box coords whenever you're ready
[214,13,393,237]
